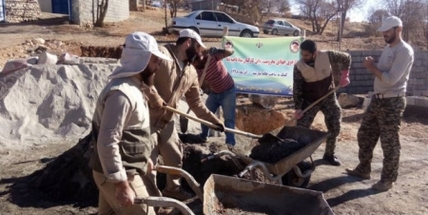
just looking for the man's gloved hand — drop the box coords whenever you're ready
[294,109,303,120]
[213,123,225,132]
[149,98,166,109]
[339,69,350,87]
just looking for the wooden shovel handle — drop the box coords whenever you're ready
[163,105,262,139]
[287,86,342,125]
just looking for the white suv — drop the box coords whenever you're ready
[171,10,260,38]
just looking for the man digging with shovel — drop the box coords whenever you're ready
[191,46,237,146]
[293,39,352,166]
[142,29,225,201]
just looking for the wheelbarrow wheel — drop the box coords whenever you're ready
[281,161,312,188]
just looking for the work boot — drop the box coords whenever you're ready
[162,188,193,201]
[345,168,371,180]
[323,154,341,166]
[372,180,393,191]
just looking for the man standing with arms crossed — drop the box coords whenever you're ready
[293,39,351,166]
[89,32,172,214]
[346,16,414,191]
[143,29,225,200]
[192,46,236,146]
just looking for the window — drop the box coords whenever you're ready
[277,21,284,25]
[283,21,292,27]
[185,11,197,18]
[214,12,233,23]
[195,12,217,22]
[266,20,275,24]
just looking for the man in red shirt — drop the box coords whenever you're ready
[193,47,236,146]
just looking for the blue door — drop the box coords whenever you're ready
[52,0,69,14]
[0,0,5,22]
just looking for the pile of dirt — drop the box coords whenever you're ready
[235,106,289,135]
[0,63,115,148]
[0,39,82,69]
[156,142,244,191]
[249,139,307,164]
[80,45,123,59]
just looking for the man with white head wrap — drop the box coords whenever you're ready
[88,32,172,215]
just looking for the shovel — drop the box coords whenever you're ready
[285,85,342,126]
[179,55,212,134]
[164,105,287,144]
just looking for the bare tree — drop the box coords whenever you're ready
[365,8,390,36]
[368,9,390,24]
[277,0,291,13]
[382,0,426,42]
[297,0,337,34]
[94,0,109,27]
[170,0,181,18]
[336,0,362,41]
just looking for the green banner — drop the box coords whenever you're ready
[222,36,303,96]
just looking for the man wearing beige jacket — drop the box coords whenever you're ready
[142,29,225,200]
[89,32,173,215]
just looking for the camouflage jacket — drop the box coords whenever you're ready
[293,51,351,110]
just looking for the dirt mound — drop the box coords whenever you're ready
[249,139,307,164]
[80,45,123,59]
[0,63,115,148]
[24,134,97,206]
[235,96,295,135]
[235,106,289,135]
[156,141,244,191]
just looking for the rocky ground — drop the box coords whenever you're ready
[0,98,427,215]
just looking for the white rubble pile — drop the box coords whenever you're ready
[0,59,118,149]
[0,56,203,149]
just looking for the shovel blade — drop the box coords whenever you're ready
[179,115,189,133]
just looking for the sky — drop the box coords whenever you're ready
[289,1,379,22]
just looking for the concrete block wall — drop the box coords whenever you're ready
[5,0,41,23]
[71,0,129,25]
[340,50,428,96]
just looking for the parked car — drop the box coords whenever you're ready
[171,10,260,38]
[263,19,301,36]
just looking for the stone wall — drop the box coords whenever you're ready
[340,50,428,96]
[5,0,41,23]
[71,0,129,25]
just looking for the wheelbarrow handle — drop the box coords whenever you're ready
[163,105,262,139]
[155,165,204,201]
[134,197,195,215]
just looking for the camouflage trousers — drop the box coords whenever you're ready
[355,96,406,182]
[297,93,342,156]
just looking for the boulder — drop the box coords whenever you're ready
[338,93,362,108]
[1,57,38,75]
[248,94,278,109]
[37,52,58,65]
[32,38,45,45]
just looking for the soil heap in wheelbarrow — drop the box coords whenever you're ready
[249,138,307,164]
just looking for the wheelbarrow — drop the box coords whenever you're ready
[203,126,330,187]
[133,165,204,215]
[203,174,335,215]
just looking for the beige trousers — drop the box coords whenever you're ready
[93,171,156,215]
[150,120,183,192]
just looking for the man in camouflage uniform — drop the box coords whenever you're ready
[293,39,351,166]
[346,16,414,191]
